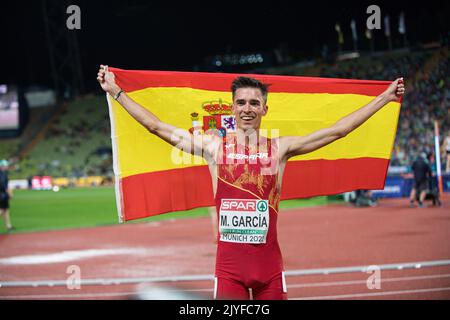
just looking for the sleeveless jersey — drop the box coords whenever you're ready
[214,133,284,285]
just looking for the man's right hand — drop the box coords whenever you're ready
[97,65,121,96]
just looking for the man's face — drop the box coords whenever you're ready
[232,87,267,131]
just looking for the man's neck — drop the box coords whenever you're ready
[236,128,261,146]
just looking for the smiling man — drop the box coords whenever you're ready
[97,66,405,300]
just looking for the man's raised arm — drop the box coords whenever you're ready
[97,65,219,160]
[280,78,405,160]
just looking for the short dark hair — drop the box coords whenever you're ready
[231,76,270,103]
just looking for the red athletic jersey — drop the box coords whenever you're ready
[214,133,284,287]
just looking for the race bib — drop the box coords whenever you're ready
[219,199,269,244]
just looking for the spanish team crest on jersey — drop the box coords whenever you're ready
[189,99,236,137]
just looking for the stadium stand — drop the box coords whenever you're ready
[6,95,112,180]
[0,105,55,163]
[318,47,449,169]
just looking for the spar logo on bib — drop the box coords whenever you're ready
[221,199,257,211]
[257,200,267,212]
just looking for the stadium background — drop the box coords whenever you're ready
[0,0,449,300]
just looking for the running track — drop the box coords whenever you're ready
[0,195,449,300]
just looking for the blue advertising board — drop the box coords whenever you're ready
[372,174,449,199]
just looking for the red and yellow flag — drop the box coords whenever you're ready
[106,68,401,222]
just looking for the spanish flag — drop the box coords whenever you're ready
[106,68,401,222]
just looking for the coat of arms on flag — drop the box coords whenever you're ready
[189,99,236,137]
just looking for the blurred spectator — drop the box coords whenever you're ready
[353,190,378,207]
[444,133,450,173]
[409,153,432,208]
[0,159,14,232]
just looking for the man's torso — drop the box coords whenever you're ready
[206,135,287,198]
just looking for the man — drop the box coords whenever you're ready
[0,159,13,233]
[97,65,404,299]
[409,152,432,208]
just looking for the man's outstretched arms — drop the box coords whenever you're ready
[97,65,219,160]
[280,78,405,160]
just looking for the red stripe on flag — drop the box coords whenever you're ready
[120,157,389,221]
[110,68,394,97]
[281,157,389,199]
[121,166,215,221]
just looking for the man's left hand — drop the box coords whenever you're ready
[382,78,405,102]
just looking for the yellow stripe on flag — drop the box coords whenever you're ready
[109,87,400,178]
